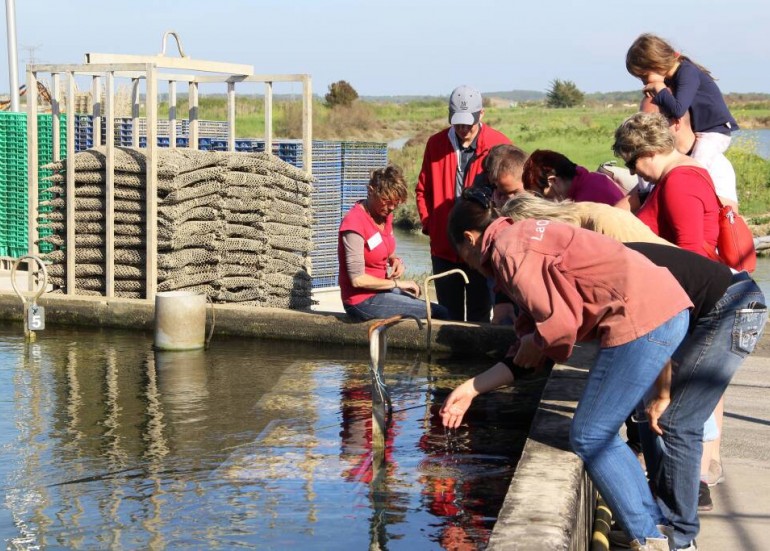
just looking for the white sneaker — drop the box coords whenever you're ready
[706,459,725,487]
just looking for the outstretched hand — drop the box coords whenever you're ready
[440,363,515,429]
[440,380,478,429]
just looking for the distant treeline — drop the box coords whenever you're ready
[148,90,769,106]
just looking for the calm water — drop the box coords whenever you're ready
[733,128,770,159]
[0,323,540,549]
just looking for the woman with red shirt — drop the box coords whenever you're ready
[613,112,720,258]
[338,165,449,322]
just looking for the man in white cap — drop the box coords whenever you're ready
[415,85,511,321]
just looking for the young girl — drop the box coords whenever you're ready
[625,33,738,171]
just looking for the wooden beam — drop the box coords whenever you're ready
[105,72,115,297]
[145,65,158,300]
[66,73,76,295]
[27,70,39,258]
[84,53,253,76]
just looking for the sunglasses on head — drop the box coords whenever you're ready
[461,186,492,209]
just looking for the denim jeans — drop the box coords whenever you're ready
[570,309,690,544]
[344,288,450,322]
[431,256,491,322]
[641,272,767,548]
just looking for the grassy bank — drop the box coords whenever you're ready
[388,103,770,228]
[159,97,770,227]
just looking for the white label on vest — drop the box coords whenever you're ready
[367,232,383,250]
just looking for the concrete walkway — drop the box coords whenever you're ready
[603,343,770,551]
[695,351,770,551]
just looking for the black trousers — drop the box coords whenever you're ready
[431,256,491,322]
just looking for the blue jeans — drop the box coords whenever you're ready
[641,272,767,548]
[570,309,689,544]
[344,288,450,322]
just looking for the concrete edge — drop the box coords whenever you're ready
[0,292,517,356]
[488,350,596,551]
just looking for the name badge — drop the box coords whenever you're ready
[367,232,383,250]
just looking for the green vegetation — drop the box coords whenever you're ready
[157,94,770,228]
[324,80,359,108]
[546,79,585,108]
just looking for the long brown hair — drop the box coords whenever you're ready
[626,33,714,80]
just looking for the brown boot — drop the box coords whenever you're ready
[629,534,672,551]
[609,524,673,549]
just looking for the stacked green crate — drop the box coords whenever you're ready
[0,112,28,258]
[0,118,5,256]
[37,114,67,253]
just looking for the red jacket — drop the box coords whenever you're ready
[415,124,511,262]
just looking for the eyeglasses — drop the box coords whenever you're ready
[625,156,639,172]
[379,198,399,209]
[461,186,492,209]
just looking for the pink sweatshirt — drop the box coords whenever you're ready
[480,218,693,361]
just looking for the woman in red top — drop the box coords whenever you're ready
[614,111,728,544]
[521,149,625,205]
[338,165,449,322]
[613,111,720,259]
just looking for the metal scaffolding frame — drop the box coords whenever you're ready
[26,34,313,301]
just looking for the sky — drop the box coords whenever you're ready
[2,0,769,98]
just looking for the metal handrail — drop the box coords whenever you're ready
[422,269,469,353]
[159,31,187,58]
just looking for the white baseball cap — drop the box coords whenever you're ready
[449,85,483,125]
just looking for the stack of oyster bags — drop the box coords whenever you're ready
[39,147,315,309]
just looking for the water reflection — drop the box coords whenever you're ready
[0,324,540,549]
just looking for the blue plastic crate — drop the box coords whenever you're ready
[311,274,338,289]
[211,138,228,151]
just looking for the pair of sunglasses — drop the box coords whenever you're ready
[461,186,492,209]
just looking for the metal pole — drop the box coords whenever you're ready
[5,0,20,111]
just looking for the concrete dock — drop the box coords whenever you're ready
[696,350,770,551]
